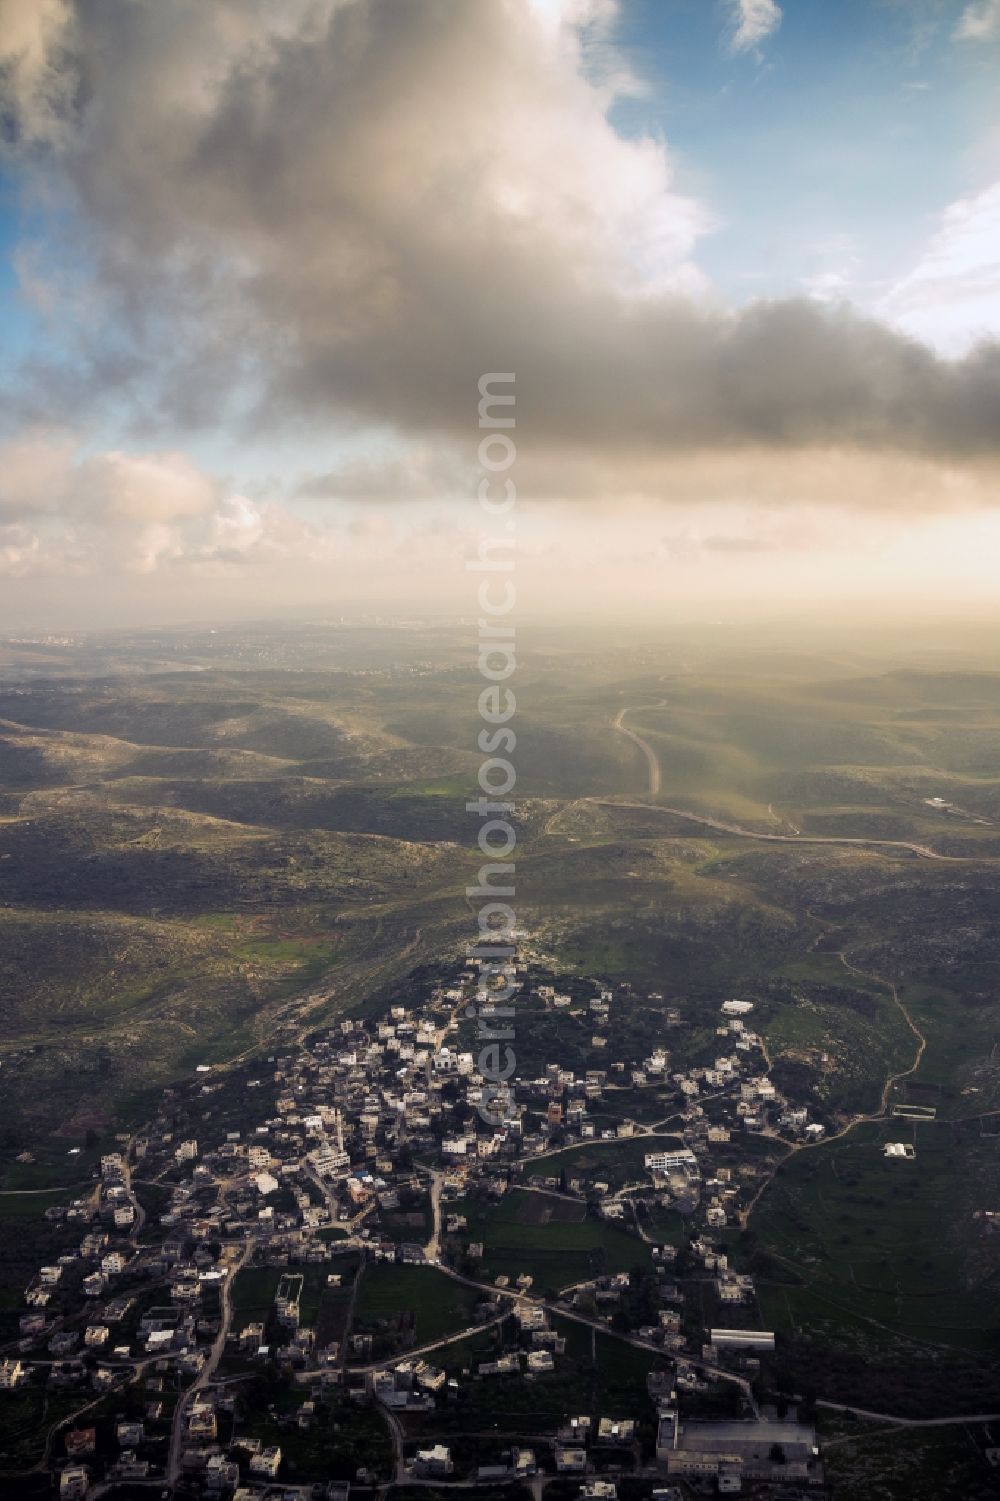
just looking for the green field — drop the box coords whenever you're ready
[353,1262,482,1346]
[412,1310,667,1439]
[237,1377,394,1483]
[452,1189,654,1291]
[232,1264,287,1317]
[752,1119,1000,1353]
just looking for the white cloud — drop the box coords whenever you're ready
[0,438,219,525]
[294,445,473,505]
[0,0,749,445]
[725,0,782,55]
[80,451,218,526]
[879,180,1000,354]
[953,1,1000,41]
[0,431,78,516]
[0,524,44,577]
[0,436,343,579]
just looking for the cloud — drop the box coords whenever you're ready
[0,523,44,578]
[0,0,74,144]
[0,435,344,578]
[724,0,782,55]
[879,180,1000,355]
[294,445,473,505]
[0,0,998,534]
[291,438,1000,519]
[800,235,861,305]
[0,431,78,516]
[79,451,219,525]
[953,1,1000,41]
[0,0,713,434]
[0,437,218,524]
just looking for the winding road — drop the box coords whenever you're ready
[608,706,976,863]
[737,947,929,1228]
[605,705,940,1226]
[611,706,661,795]
[839,951,928,1115]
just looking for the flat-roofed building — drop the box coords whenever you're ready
[665,1451,742,1479]
[708,1328,775,1351]
[677,1417,817,1471]
[555,1448,587,1472]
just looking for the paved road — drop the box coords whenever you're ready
[317,1250,757,1418]
[423,1167,445,1261]
[377,1396,407,1485]
[429,1261,761,1417]
[297,1308,511,1383]
[607,705,978,863]
[817,1399,1000,1429]
[166,1241,250,1487]
[123,1143,146,1243]
[517,1128,683,1168]
[612,706,661,795]
[0,1183,91,1196]
[610,798,968,863]
[838,951,927,1114]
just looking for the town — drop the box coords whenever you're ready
[1,944,834,1499]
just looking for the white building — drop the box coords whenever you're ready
[645,1149,698,1173]
[249,1446,282,1478]
[709,1329,775,1352]
[414,1444,453,1477]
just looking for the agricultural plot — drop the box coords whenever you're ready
[231,1265,287,1319]
[752,1119,1000,1353]
[238,1381,394,1483]
[505,1192,586,1225]
[353,1263,481,1348]
[453,1188,654,1291]
[231,1258,359,1357]
[426,1314,664,1439]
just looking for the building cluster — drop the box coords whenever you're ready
[2,958,832,1497]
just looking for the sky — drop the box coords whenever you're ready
[0,0,998,628]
